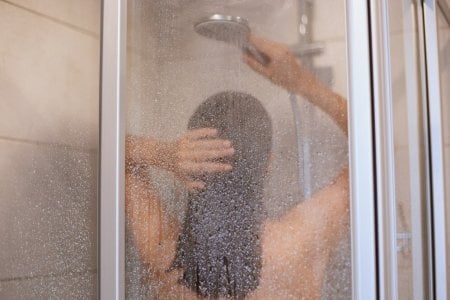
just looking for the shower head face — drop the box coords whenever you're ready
[194,14,251,48]
[194,14,271,65]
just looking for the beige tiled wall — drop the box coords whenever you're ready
[5,0,100,34]
[0,1,99,148]
[0,0,100,298]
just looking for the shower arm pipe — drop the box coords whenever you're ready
[290,0,321,198]
[99,0,127,299]
[289,2,314,197]
[289,42,325,57]
[289,94,311,199]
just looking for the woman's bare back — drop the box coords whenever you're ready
[126,169,349,299]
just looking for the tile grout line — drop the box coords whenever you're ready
[0,0,99,39]
[0,136,97,154]
[0,269,97,283]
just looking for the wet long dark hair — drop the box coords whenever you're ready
[171,91,272,298]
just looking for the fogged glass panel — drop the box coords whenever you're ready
[437,3,450,291]
[387,1,430,298]
[125,1,350,298]
[0,1,100,298]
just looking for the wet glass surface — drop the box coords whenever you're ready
[386,1,424,297]
[125,1,350,298]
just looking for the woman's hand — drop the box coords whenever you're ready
[126,129,235,191]
[244,35,348,134]
[243,35,316,95]
[169,128,234,191]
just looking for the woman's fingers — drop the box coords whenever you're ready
[249,35,281,54]
[179,161,232,175]
[243,35,288,81]
[243,53,271,76]
[180,148,235,162]
[244,35,305,94]
[174,128,235,187]
[184,180,206,191]
[184,128,218,140]
[186,138,232,150]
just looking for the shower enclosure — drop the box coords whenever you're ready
[1,0,449,299]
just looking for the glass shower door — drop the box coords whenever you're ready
[100,0,380,298]
[382,1,431,298]
[124,0,351,299]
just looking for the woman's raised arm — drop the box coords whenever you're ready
[243,36,348,135]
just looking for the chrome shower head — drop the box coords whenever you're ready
[194,14,271,65]
[195,14,250,47]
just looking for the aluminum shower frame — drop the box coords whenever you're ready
[423,0,449,298]
[369,1,433,299]
[99,0,126,299]
[346,0,378,298]
[99,0,378,298]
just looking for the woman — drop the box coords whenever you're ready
[126,36,349,299]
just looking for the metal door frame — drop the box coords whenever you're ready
[423,0,449,298]
[99,0,379,299]
[99,0,126,299]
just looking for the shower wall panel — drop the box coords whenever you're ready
[388,2,415,296]
[382,1,433,297]
[0,0,100,298]
[0,1,99,148]
[3,0,101,34]
[385,1,427,298]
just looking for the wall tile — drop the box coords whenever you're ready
[313,40,348,98]
[4,0,100,35]
[0,140,97,280]
[0,272,96,299]
[438,5,448,29]
[0,2,99,149]
[388,0,408,35]
[312,0,346,42]
[438,0,450,30]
